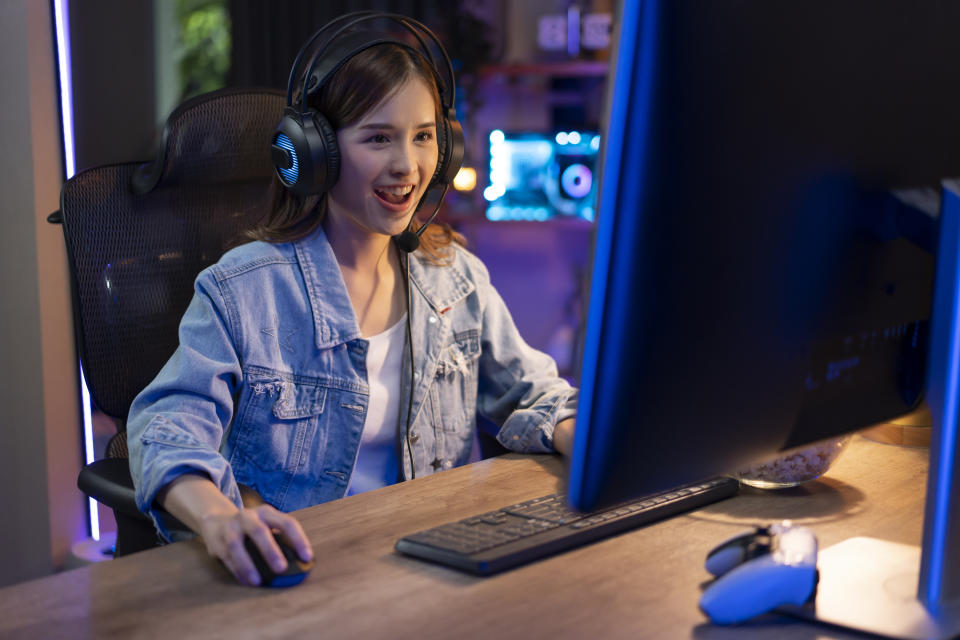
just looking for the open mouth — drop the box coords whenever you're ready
[374,185,415,208]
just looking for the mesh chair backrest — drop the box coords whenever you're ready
[60,88,285,420]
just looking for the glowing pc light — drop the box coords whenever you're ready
[452,167,477,191]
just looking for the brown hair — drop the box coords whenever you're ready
[247,43,465,263]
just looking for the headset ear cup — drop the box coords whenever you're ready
[433,113,448,183]
[310,111,340,192]
[273,109,323,196]
[273,109,339,196]
[435,112,465,186]
[273,112,310,193]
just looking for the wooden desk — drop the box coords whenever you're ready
[0,436,930,639]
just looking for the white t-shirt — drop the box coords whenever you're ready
[346,313,406,496]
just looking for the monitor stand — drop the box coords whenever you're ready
[784,537,960,640]
[784,180,960,640]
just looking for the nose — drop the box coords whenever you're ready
[389,139,415,176]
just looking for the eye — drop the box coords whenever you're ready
[366,133,389,144]
[415,130,435,143]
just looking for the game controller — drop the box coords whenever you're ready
[699,520,818,625]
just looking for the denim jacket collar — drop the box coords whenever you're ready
[293,227,360,349]
[293,227,475,349]
[408,251,475,313]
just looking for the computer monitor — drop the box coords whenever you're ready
[568,1,960,637]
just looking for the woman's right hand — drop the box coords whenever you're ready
[157,474,313,587]
[197,504,314,586]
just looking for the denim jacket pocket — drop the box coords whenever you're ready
[232,371,327,474]
[433,329,481,433]
[271,377,326,419]
[142,415,209,450]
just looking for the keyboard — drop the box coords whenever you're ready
[395,476,739,575]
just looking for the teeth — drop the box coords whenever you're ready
[378,185,413,196]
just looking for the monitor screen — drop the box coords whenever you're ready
[568,0,960,623]
[484,130,600,222]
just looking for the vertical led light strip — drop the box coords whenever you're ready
[53,0,100,541]
[53,0,74,179]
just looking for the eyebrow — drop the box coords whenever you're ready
[355,121,436,130]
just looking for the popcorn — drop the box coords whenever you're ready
[736,437,849,488]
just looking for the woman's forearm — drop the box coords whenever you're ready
[553,418,576,456]
[157,473,239,536]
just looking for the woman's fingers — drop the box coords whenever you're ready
[257,506,314,563]
[242,512,287,574]
[217,519,260,586]
[202,506,313,586]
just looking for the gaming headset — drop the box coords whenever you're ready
[271,12,465,251]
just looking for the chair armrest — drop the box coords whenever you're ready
[77,458,143,519]
[77,458,192,534]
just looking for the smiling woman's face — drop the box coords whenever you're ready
[325,76,439,239]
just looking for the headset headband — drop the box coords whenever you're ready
[286,12,457,117]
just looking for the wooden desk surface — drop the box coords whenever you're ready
[0,435,930,639]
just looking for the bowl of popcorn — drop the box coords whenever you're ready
[734,436,851,489]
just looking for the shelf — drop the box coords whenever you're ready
[479,61,609,78]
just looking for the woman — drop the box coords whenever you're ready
[127,19,577,586]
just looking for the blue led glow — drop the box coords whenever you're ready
[561,163,593,198]
[921,182,960,605]
[567,0,654,508]
[489,135,512,190]
[490,156,509,177]
[486,130,595,221]
[55,0,101,542]
[486,206,504,220]
[54,0,75,179]
[274,134,299,185]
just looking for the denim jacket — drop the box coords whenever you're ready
[127,226,578,540]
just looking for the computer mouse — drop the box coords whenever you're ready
[243,532,314,588]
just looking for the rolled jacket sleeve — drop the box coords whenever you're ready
[127,268,244,541]
[472,262,578,453]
